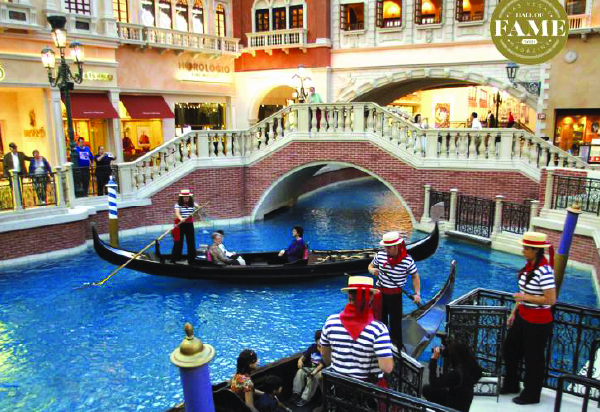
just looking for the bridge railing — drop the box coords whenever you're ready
[115,103,593,195]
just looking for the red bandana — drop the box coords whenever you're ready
[340,302,374,341]
[385,241,407,268]
[521,252,553,277]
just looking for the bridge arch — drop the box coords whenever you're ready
[251,161,417,226]
[335,67,538,109]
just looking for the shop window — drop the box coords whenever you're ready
[175,0,188,31]
[289,4,303,28]
[141,0,155,26]
[192,0,203,33]
[273,7,286,30]
[112,0,128,22]
[554,110,600,153]
[158,0,172,28]
[175,103,225,131]
[455,0,484,22]
[340,3,364,31]
[377,0,402,28]
[415,0,442,24]
[565,0,585,15]
[65,0,91,15]
[216,4,226,36]
[255,9,269,32]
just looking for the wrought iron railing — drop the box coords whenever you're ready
[456,194,495,238]
[555,374,600,412]
[501,201,531,234]
[553,175,600,216]
[430,189,450,221]
[581,338,600,410]
[448,288,600,400]
[0,177,13,210]
[19,173,58,208]
[322,369,460,412]
[72,165,119,198]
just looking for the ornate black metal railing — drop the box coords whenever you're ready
[430,189,450,221]
[72,165,119,198]
[554,374,600,412]
[0,177,13,210]
[582,338,600,411]
[386,351,425,397]
[448,288,600,400]
[455,194,495,238]
[501,201,531,234]
[19,173,58,208]
[553,175,600,216]
[322,369,460,412]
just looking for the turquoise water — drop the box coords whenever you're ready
[0,179,596,411]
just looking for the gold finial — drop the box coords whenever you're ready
[567,201,582,214]
[170,323,216,368]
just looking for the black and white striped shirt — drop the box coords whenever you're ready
[320,314,393,380]
[371,251,417,289]
[174,203,196,220]
[519,265,555,309]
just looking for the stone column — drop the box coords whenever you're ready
[421,184,431,223]
[54,165,67,207]
[529,200,540,231]
[9,170,22,210]
[499,131,514,161]
[49,89,67,166]
[449,188,458,229]
[352,103,365,133]
[108,90,124,162]
[64,162,76,206]
[543,170,554,210]
[492,195,504,236]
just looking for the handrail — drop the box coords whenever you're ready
[555,374,600,412]
[583,338,600,411]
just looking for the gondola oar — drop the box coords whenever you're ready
[80,204,207,289]
[402,288,424,308]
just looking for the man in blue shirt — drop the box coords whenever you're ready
[278,225,305,262]
[73,137,94,197]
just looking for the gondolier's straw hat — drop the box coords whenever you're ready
[519,232,551,248]
[179,189,192,197]
[341,276,380,294]
[379,231,405,247]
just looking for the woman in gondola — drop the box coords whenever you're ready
[170,189,198,265]
[230,349,264,412]
[501,232,556,405]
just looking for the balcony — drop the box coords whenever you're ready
[568,14,591,30]
[245,28,308,55]
[116,22,240,56]
[0,2,39,30]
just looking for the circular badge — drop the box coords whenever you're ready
[0,64,5,82]
[490,0,569,65]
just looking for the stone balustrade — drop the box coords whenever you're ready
[246,28,308,51]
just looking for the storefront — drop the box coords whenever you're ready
[174,102,226,132]
[553,109,600,158]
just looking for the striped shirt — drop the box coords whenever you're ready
[174,203,196,220]
[519,264,555,309]
[371,251,417,289]
[320,313,393,380]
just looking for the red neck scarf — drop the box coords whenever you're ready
[340,302,374,340]
[521,254,552,278]
[385,242,407,268]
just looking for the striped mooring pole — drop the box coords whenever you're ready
[107,175,120,248]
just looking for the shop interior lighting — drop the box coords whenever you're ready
[462,0,471,11]
[422,0,435,14]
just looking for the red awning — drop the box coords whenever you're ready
[120,95,174,119]
[63,93,119,119]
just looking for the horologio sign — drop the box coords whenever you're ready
[176,60,233,83]
[491,0,569,64]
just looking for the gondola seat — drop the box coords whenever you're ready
[213,388,252,412]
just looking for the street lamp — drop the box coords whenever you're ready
[492,87,502,128]
[292,64,312,103]
[506,62,541,96]
[41,15,84,163]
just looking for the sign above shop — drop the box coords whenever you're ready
[176,60,233,83]
[0,63,5,82]
[83,71,114,82]
[537,113,546,120]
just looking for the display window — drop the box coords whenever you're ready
[174,103,225,132]
[119,102,165,162]
[554,109,600,154]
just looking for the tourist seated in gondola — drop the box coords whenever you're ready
[278,226,305,262]
[255,375,292,412]
[230,349,264,412]
[216,229,246,265]
[291,330,325,407]
[208,232,239,265]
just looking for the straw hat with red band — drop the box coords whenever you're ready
[379,231,405,247]
[341,276,380,294]
[519,232,551,248]
[179,189,192,197]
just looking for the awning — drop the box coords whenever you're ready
[63,93,119,118]
[120,95,175,119]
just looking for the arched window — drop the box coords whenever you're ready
[158,0,172,28]
[216,4,226,37]
[113,0,128,22]
[175,0,188,31]
[141,0,155,26]
[192,0,204,33]
[65,0,91,15]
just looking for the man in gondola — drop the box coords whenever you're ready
[368,231,421,351]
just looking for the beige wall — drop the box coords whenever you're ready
[543,36,600,138]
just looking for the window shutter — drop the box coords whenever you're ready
[455,0,463,21]
[414,0,422,24]
[376,0,384,28]
[340,4,348,31]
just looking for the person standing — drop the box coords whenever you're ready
[170,189,198,265]
[73,137,94,197]
[28,150,52,205]
[320,276,394,382]
[507,111,515,128]
[470,112,482,130]
[308,86,325,130]
[368,231,420,350]
[278,226,305,262]
[487,110,496,128]
[501,232,556,405]
[3,142,32,178]
[94,146,114,196]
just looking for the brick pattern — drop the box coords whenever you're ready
[536,227,597,266]
[297,168,370,196]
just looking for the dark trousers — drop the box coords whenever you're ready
[33,175,48,203]
[422,386,450,409]
[171,222,196,264]
[96,173,109,196]
[74,167,90,197]
[381,292,403,348]
[503,311,553,402]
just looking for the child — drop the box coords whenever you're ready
[255,375,292,412]
[291,330,325,407]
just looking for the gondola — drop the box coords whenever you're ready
[167,261,456,412]
[92,224,439,282]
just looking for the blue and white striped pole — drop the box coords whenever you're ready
[107,175,120,248]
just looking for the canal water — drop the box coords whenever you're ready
[0,179,596,411]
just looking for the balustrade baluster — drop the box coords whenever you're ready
[374,111,382,136]
[539,146,548,167]
[414,131,423,157]
[144,160,152,183]
[488,133,497,159]
[152,154,159,177]
[255,129,262,152]
[311,106,318,133]
[391,121,399,144]
[456,133,466,159]
[366,108,374,132]
[383,113,390,138]
[557,153,566,167]
[399,126,407,149]
[477,133,486,159]
[134,164,142,188]
[521,137,530,163]
[275,117,282,139]
[406,130,414,152]
[344,106,351,132]
[225,133,233,156]
[325,106,333,133]
[448,133,457,158]
[284,112,291,133]
[468,133,477,159]
[214,135,223,157]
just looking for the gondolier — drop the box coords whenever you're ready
[170,189,198,265]
[368,231,421,350]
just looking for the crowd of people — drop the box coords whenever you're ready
[2,142,52,205]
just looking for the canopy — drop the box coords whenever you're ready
[64,93,119,118]
[120,95,174,119]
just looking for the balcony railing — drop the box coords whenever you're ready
[246,28,307,52]
[553,175,600,216]
[116,22,239,55]
[568,14,591,30]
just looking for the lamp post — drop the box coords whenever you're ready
[41,15,84,163]
[292,64,312,103]
[492,87,502,128]
[506,62,541,97]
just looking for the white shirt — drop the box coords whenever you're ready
[471,118,483,130]
[11,152,20,173]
